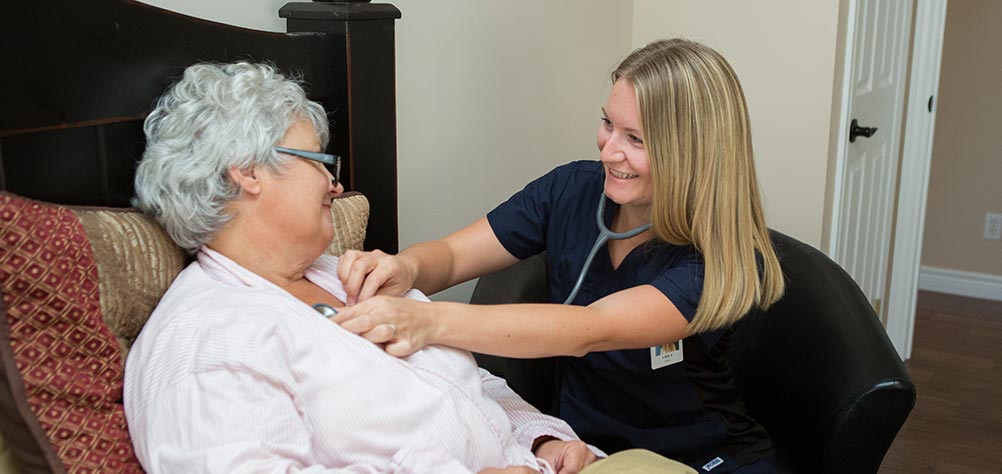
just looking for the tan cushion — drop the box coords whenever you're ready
[325,192,370,257]
[73,207,187,357]
[581,449,697,474]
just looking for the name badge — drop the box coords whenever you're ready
[650,340,683,370]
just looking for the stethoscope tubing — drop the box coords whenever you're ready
[562,193,651,305]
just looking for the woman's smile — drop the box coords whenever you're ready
[608,168,639,179]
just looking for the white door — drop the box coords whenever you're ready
[833,0,913,317]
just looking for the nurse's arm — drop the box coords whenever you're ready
[339,217,518,303]
[435,285,691,357]
[404,217,519,295]
[337,284,690,358]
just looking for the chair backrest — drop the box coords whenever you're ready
[471,231,916,473]
[471,253,558,414]
[727,231,915,472]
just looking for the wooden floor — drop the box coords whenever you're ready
[880,291,1002,473]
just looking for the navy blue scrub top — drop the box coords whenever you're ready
[486,161,772,469]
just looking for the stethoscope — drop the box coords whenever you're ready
[563,193,651,305]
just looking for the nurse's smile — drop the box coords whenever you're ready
[608,169,639,179]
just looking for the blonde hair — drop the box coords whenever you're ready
[613,39,784,333]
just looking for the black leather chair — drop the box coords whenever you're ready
[471,230,915,473]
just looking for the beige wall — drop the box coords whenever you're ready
[632,1,842,248]
[138,0,287,31]
[391,0,632,301]
[920,1,1002,277]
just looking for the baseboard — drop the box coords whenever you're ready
[918,266,1002,302]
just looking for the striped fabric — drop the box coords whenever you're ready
[74,206,187,359]
[323,192,369,258]
[124,248,591,473]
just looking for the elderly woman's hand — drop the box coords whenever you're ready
[337,250,416,305]
[533,439,597,474]
[332,296,437,357]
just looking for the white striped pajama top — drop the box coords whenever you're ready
[124,248,593,473]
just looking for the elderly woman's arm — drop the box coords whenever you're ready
[478,368,603,472]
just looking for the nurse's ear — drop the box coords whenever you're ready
[228,165,263,196]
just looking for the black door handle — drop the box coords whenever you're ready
[849,118,878,143]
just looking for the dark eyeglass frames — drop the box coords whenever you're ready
[274,146,341,186]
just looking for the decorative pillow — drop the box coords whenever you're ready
[0,191,369,473]
[0,192,143,473]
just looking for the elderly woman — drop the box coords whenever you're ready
[123,62,599,474]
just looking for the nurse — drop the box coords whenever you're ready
[336,39,784,473]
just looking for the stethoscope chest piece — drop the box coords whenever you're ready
[312,303,338,318]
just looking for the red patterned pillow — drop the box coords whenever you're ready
[0,193,143,473]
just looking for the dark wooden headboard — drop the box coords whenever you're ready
[0,0,401,252]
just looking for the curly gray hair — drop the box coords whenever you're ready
[134,62,329,253]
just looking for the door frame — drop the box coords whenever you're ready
[828,0,947,361]
[884,0,948,361]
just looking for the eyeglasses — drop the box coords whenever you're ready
[274,146,341,186]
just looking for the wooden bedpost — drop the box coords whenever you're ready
[280,2,402,253]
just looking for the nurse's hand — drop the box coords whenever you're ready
[337,250,416,305]
[332,295,436,357]
[534,439,597,474]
